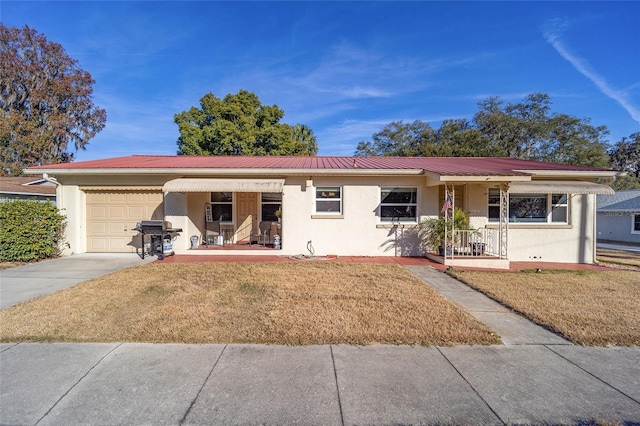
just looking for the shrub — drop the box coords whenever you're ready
[0,200,66,262]
[419,208,473,252]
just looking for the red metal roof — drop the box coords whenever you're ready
[26,155,615,175]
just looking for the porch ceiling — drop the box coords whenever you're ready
[508,181,614,195]
[163,178,285,193]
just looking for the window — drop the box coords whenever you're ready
[315,187,342,214]
[488,189,568,224]
[380,187,417,222]
[261,193,282,222]
[487,189,501,222]
[210,192,233,222]
[550,194,568,223]
[633,214,640,234]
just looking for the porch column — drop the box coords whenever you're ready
[164,192,190,253]
[499,184,508,259]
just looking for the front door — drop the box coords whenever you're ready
[236,192,258,243]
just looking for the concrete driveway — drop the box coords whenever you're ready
[597,241,640,253]
[0,253,154,309]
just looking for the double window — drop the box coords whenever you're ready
[315,187,342,214]
[261,193,282,222]
[380,187,417,222]
[210,192,233,222]
[488,189,568,224]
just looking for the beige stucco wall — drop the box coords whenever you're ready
[505,194,596,263]
[464,184,597,263]
[57,184,85,255]
[278,176,437,256]
[51,173,597,263]
[52,174,169,256]
[169,175,438,256]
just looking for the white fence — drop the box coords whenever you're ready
[443,228,500,258]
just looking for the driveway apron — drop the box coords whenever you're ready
[0,253,153,309]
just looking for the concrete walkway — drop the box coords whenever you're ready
[1,258,639,424]
[405,266,570,346]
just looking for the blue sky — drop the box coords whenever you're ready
[2,1,639,161]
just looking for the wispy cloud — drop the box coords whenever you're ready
[543,19,640,124]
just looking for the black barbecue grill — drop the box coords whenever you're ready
[135,220,183,260]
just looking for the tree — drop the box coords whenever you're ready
[539,114,610,168]
[291,124,318,155]
[0,25,106,176]
[175,90,317,156]
[354,120,436,156]
[356,93,611,169]
[474,93,610,166]
[474,93,552,159]
[609,132,640,190]
[435,119,491,157]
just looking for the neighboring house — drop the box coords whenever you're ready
[597,190,640,245]
[0,177,57,204]
[24,155,619,269]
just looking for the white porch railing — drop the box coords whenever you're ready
[444,228,500,258]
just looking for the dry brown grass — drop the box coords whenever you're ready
[452,269,640,346]
[0,261,26,270]
[0,262,499,346]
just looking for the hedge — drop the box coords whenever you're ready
[0,200,67,262]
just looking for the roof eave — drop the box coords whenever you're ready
[24,167,425,177]
[0,191,55,197]
[516,170,622,178]
[436,175,532,182]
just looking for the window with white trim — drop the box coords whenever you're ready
[210,192,233,222]
[488,189,568,224]
[380,187,417,222]
[633,214,640,233]
[261,193,282,222]
[315,187,342,214]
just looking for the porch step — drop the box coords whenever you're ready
[425,253,511,270]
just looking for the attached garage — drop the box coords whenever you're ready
[85,190,163,252]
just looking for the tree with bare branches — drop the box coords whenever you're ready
[0,24,106,176]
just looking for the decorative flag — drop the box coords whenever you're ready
[441,194,452,213]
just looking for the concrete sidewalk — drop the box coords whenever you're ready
[2,259,639,424]
[1,342,639,425]
[0,253,153,309]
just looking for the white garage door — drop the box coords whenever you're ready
[86,191,163,253]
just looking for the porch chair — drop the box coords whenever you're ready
[205,221,224,247]
[250,221,272,247]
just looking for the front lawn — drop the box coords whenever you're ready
[0,262,500,346]
[452,269,640,346]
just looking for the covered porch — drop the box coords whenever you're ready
[163,178,284,253]
[428,180,615,270]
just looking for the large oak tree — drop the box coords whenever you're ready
[609,132,640,190]
[175,90,317,156]
[0,25,106,176]
[355,93,611,169]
